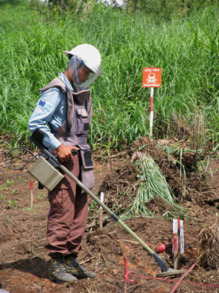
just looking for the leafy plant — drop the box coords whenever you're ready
[89,200,98,212]
[12,190,19,195]
[38,192,46,199]
[6,179,14,186]
[7,212,12,222]
[0,185,8,191]
[8,200,17,208]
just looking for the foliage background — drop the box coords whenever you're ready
[0,0,218,149]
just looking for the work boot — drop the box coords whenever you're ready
[63,254,97,279]
[49,254,78,283]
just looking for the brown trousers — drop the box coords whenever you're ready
[45,154,88,256]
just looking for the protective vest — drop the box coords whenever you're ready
[38,77,94,191]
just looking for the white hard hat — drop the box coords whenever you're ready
[63,44,101,73]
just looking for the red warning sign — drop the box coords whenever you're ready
[142,67,162,87]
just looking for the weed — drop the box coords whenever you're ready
[12,190,19,195]
[0,180,15,190]
[7,212,12,222]
[8,200,17,208]
[38,192,46,199]
[89,201,98,213]
[214,204,219,216]
[6,179,14,186]
[0,185,8,191]
[119,191,126,197]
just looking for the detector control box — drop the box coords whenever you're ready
[28,157,64,191]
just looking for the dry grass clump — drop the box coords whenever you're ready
[198,220,219,271]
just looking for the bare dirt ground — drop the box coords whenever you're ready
[0,137,218,293]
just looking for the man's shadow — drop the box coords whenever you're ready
[0,257,50,279]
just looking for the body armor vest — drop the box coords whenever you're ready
[38,77,94,191]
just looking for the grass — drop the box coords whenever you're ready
[129,152,185,217]
[0,1,218,149]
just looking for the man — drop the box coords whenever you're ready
[28,44,101,283]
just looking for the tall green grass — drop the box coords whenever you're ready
[0,1,218,148]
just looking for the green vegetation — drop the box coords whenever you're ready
[8,199,17,208]
[38,191,46,199]
[0,0,218,149]
[7,212,12,222]
[129,153,184,217]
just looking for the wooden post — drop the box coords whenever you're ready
[30,179,34,208]
[124,257,128,293]
[99,192,104,229]
[173,219,178,269]
[173,218,184,269]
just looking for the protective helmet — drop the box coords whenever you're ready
[63,44,101,73]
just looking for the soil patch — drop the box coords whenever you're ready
[0,138,218,292]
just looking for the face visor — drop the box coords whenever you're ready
[68,55,102,91]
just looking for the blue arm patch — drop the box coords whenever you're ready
[38,100,46,107]
[38,99,52,111]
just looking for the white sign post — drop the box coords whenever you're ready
[142,66,162,138]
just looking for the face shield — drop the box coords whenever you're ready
[68,55,102,91]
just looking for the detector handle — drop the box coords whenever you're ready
[30,129,61,168]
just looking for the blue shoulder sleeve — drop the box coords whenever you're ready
[28,88,62,150]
